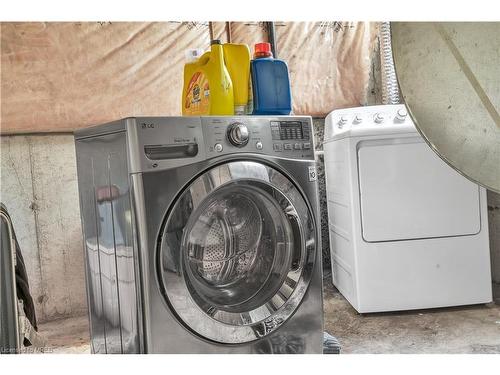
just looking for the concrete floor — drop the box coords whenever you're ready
[37,315,90,353]
[323,275,500,354]
[37,275,500,354]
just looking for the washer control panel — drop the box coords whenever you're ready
[202,116,314,160]
[270,120,312,153]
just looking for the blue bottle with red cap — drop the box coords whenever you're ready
[250,42,292,115]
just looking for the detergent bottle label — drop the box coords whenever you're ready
[184,71,210,115]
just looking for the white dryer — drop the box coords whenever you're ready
[324,104,492,313]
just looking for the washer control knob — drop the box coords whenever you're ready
[353,115,363,124]
[227,122,249,147]
[255,141,263,150]
[396,108,408,122]
[214,143,223,152]
[374,113,385,124]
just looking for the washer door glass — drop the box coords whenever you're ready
[158,161,316,344]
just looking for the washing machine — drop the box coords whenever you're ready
[74,116,323,353]
[324,104,492,313]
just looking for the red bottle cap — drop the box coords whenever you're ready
[254,42,273,58]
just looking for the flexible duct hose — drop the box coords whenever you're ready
[379,22,400,104]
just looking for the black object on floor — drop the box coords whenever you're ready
[323,331,341,354]
[0,203,38,349]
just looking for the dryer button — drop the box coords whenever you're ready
[256,141,263,150]
[214,143,223,152]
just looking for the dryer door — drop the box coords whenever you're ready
[357,138,481,242]
[157,161,316,344]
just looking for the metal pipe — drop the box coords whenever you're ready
[266,22,277,58]
[226,22,232,43]
[208,22,214,41]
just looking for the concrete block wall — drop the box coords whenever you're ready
[0,135,87,323]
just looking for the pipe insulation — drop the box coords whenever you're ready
[379,22,400,104]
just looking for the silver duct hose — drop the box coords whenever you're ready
[379,22,400,104]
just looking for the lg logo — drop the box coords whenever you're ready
[141,123,155,129]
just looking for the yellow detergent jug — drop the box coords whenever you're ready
[223,43,251,115]
[182,40,234,116]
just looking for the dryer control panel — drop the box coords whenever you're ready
[202,116,314,160]
[324,104,416,142]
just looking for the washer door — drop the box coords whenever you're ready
[157,161,316,344]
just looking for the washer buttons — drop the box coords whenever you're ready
[273,143,283,152]
[255,141,263,150]
[294,143,301,150]
[214,143,223,152]
[303,142,311,150]
[284,143,293,150]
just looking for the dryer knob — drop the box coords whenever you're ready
[337,116,348,129]
[374,113,385,124]
[227,122,249,147]
[396,108,408,122]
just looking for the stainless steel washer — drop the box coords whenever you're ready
[74,116,323,353]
